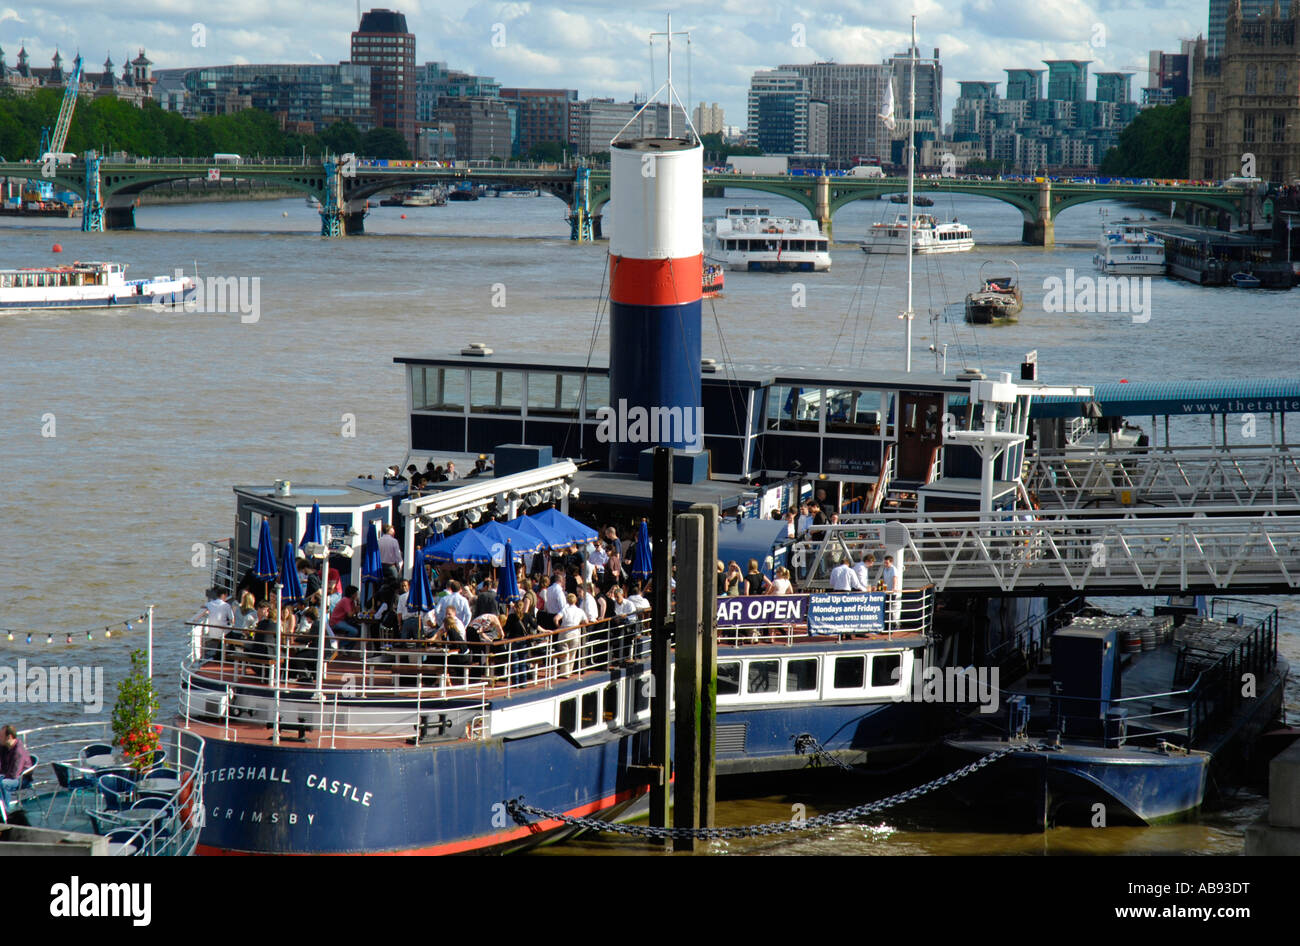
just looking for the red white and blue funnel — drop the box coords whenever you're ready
[607,137,703,472]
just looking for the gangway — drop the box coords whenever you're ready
[1025,446,1300,511]
[795,506,1300,596]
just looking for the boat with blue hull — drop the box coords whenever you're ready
[941,602,1288,828]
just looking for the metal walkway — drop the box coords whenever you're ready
[798,505,1300,595]
[1026,447,1300,511]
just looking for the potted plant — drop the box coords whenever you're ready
[111,649,161,775]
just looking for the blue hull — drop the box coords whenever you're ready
[198,725,652,855]
[944,740,1209,827]
[0,287,197,311]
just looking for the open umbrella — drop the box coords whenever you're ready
[530,508,598,547]
[424,527,498,564]
[360,521,384,608]
[629,519,653,583]
[474,519,544,556]
[498,540,521,604]
[512,514,575,552]
[406,548,433,614]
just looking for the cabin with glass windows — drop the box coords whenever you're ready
[392,350,1039,519]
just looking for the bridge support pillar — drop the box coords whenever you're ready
[104,197,136,231]
[1022,180,1054,246]
[569,167,592,241]
[81,153,104,232]
[815,176,832,238]
[591,213,603,241]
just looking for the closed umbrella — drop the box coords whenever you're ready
[279,540,304,605]
[406,548,433,614]
[498,540,521,604]
[300,502,322,551]
[629,519,653,583]
[253,519,277,600]
[361,521,384,608]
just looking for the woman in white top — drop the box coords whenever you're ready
[769,566,794,595]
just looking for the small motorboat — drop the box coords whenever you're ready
[1231,271,1262,288]
[889,193,934,206]
[965,259,1023,324]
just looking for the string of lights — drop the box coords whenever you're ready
[0,611,154,646]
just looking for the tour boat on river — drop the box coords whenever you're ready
[0,261,195,312]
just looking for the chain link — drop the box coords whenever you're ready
[506,744,1029,841]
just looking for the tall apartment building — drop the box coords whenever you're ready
[351,9,416,151]
[437,97,513,161]
[1190,0,1300,183]
[1005,69,1045,101]
[692,102,725,135]
[1045,60,1091,102]
[777,62,894,165]
[1207,0,1275,56]
[1095,72,1134,104]
[416,62,500,123]
[885,47,942,121]
[570,99,687,155]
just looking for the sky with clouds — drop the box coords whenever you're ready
[2,1,1209,126]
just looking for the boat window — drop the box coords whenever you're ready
[833,656,866,689]
[527,372,582,418]
[469,369,523,414]
[559,697,577,733]
[412,367,465,412]
[581,690,598,728]
[583,374,609,418]
[717,661,740,696]
[871,653,903,688]
[785,658,818,693]
[767,385,820,433]
[603,683,619,723]
[825,389,882,436]
[746,660,780,694]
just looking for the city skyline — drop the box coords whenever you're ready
[2,1,1207,130]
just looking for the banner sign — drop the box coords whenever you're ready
[807,592,886,635]
[715,594,808,628]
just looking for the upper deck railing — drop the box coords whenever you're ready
[1026,445,1300,511]
[796,506,1300,594]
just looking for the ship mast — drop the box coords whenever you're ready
[904,16,917,373]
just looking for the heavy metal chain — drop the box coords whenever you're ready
[506,744,1027,841]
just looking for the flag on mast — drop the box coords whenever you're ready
[879,70,897,131]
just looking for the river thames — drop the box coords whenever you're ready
[1,189,1295,854]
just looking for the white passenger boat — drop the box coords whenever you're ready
[861,213,974,255]
[1093,219,1165,275]
[0,261,196,312]
[705,207,831,272]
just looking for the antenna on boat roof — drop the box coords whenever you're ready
[614,13,699,145]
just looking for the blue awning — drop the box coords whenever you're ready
[1026,378,1300,419]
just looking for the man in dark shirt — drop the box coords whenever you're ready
[474,576,500,618]
[0,725,33,808]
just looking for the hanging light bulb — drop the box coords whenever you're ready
[86,630,93,641]
[66,633,72,644]
[6,632,11,642]
[46,633,53,644]
[105,629,112,638]
[25,634,31,644]
[125,622,133,632]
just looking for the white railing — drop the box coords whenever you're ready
[180,614,654,745]
[794,508,1300,593]
[17,721,205,856]
[208,538,235,597]
[1026,446,1300,511]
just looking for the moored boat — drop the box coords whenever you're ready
[889,193,934,206]
[702,262,725,297]
[964,260,1022,324]
[1093,217,1165,275]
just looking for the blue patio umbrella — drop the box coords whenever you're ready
[629,519,653,583]
[279,540,305,605]
[253,519,278,583]
[300,502,322,551]
[512,515,575,552]
[474,519,545,557]
[530,508,598,547]
[498,540,521,604]
[424,527,499,564]
[360,521,384,608]
[406,548,433,614]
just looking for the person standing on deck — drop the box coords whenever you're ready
[0,725,32,809]
[378,525,403,581]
